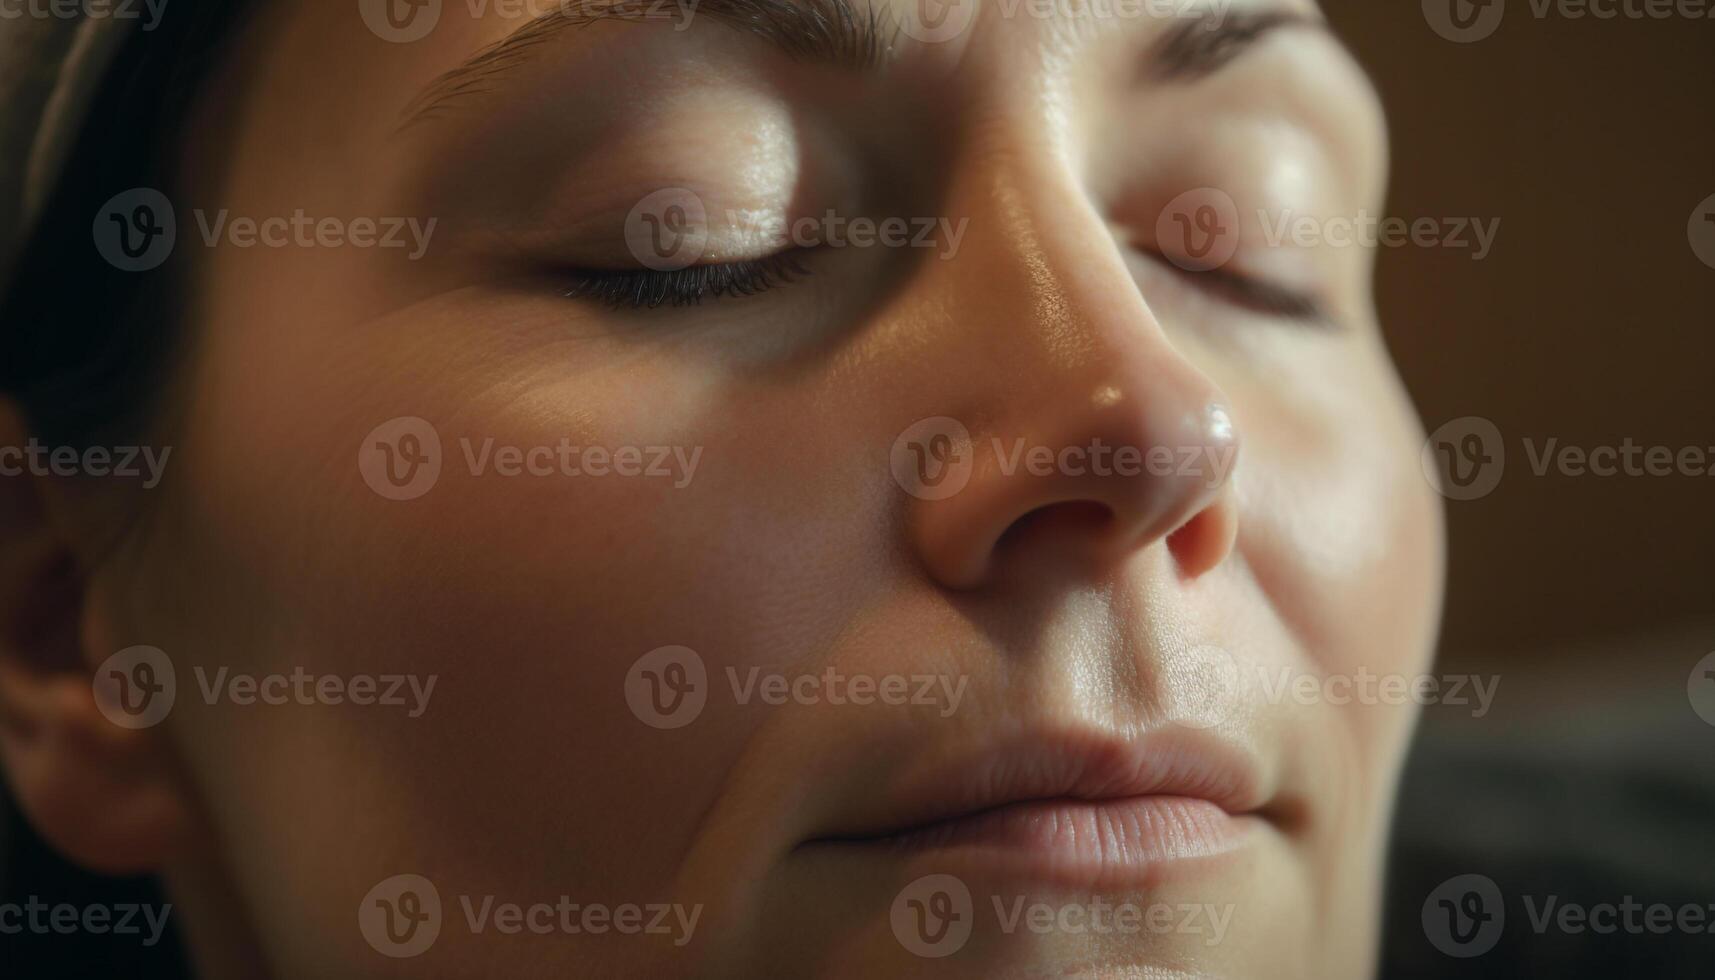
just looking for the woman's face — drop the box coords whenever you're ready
[89,0,1440,974]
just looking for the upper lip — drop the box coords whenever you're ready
[802,727,1270,844]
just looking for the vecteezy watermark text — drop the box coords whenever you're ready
[0,0,166,29]
[1251,665,1499,717]
[625,646,968,729]
[360,0,699,45]
[1423,416,1715,500]
[460,438,702,487]
[0,439,171,488]
[359,416,704,501]
[190,209,436,259]
[93,188,438,272]
[724,209,970,260]
[1425,0,1715,43]
[889,416,1239,502]
[0,898,172,947]
[1424,874,1715,958]
[890,875,1235,957]
[1179,648,1501,731]
[892,0,1234,45]
[359,874,700,958]
[92,646,437,730]
[1258,209,1500,261]
[192,666,437,718]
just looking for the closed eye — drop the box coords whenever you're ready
[561,252,810,309]
[1140,246,1339,330]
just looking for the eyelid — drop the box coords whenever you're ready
[1137,246,1340,330]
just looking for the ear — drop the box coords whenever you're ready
[0,400,191,875]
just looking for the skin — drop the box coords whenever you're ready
[0,0,1443,976]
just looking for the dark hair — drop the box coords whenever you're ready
[0,2,256,449]
[0,5,256,977]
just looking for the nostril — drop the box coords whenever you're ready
[909,395,1243,590]
[1166,495,1240,579]
[993,500,1117,562]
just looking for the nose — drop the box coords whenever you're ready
[890,176,1242,591]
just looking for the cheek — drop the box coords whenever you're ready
[128,307,905,903]
[1230,349,1445,739]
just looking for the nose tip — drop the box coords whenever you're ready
[904,392,1243,591]
[1158,400,1241,578]
[1087,395,1240,565]
[1207,403,1236,447]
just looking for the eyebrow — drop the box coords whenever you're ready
[400,1,1326,128]
[399,0,889,128]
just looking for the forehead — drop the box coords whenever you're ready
[217,0,1380,226]
[286,0,1347,120]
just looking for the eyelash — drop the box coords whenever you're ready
[558,244,1334,329]
[561,253,809,310]
[1165,261,1338,329]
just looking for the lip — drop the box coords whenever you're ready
[800,729,1270,887]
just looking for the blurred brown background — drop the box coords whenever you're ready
[1322,0,1715,670]
[1317,14,1715,972]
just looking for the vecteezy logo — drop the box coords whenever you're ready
[1448,0,1496,28]
[626,645,708,729]
[1422,874,1504,957]
[92,188,176,272]
[358,417,443,501]
[92,646,177,730]
[896,0,977,43]
[358,0,442,42]
[625,189,709,272]
[890,874,972,958]
[1423,0,1505,42]
[1421,416,1505,501]
[359,874,442,957]
[889,417,974,501]
[1156,188,1240,273]
[1439,436,1490,487]
[1179,209,1222,259]
[1687,652,1715,727]
[1687,193,1715,270]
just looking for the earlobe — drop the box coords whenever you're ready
[0,400,192,875]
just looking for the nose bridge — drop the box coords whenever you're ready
[897,151,1226,454]
[882,150,1243,589]
[931,163,1131,404]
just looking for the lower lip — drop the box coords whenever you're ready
[849,796,1254,888]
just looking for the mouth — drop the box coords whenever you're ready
[799,729,1272,888]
